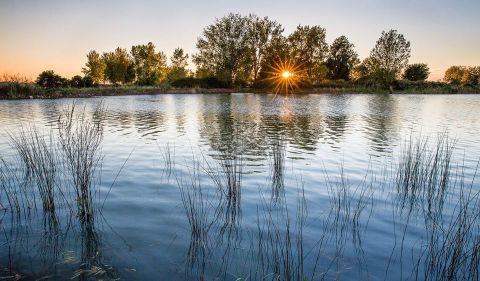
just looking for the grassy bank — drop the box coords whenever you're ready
[1,80,479,100]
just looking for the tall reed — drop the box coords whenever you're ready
[57,104,104,223]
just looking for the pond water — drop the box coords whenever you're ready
[0,93,479,281]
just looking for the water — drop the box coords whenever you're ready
[0,93,479,280]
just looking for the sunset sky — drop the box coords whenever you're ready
[1,0,479,81]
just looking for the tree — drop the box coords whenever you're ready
[193,13,251,85]
[403,63,430,81]
[102,48,135,84]
[444,66,480,85]
[82,50,106,84]
[130,42,167,85]
[325,36,359,80]
[462,66,480,85]
[368,29,411,84]
[287,25,329,83]
[36,70,67,88]
[444,66,466,85]
[246,14,284,82]
[167,48,190,81]
[70,75,85,87]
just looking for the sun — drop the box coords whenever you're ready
[263,59,307,94]
[282,71,292,79]
[262,58,306,94]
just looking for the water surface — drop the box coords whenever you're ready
[0,93,479,281]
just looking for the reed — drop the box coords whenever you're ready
[57,103,104,223]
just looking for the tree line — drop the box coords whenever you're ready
[33,13,480,89]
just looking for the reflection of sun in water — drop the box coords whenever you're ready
[264,58,306,95]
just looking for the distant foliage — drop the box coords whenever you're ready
[36,70,68,88]
[194,13,284,86]
[82,50,106,84]
[167,48,190,82]
[287,25,329,83]
[403,64,430,81]
[131,42,167,86]
[325,36,359,80]
[171,77,229,88]
[444,66,480,85]
[102,48,136,85]
[367,30,411,85]
[69,75,94,88]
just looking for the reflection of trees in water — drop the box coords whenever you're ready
[198,95,268,158]
[134,111,166,138]
[364,94,399,153]
[324,95,351,145]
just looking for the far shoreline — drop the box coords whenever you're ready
[1,85,479,100]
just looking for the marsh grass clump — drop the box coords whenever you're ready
[0,158,32,215]
[57,104,104,223]
[253,187,315,281]
[396,134,454,215]
[9,127,59,213]
[414,177,480,281]
[176,160,213,278]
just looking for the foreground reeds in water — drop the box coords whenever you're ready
[1,108,479,281]
[1,103,104,222]
[175,134,479,281]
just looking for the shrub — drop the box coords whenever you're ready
[36,70,68,88]
[403,63,430,81]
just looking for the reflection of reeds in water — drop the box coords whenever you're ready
[254,188,309,281]
[159,142,175,179]
[412,167,480,281]
[270,137,285,203]
[176,161,212,279]
[323,164,375,279]
[58,104,103,223]
[0,158,31,216]
[396,133,454,215]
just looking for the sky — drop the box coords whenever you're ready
[0,0,479,81]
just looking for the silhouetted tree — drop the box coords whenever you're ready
[325,36,359,80]
[82,50,106,84]
[368,30,411,84]
[130,42,167,85]
[102,48,135,84]
[403,63,430,81]
[246,14,284,82]
[36,70,67,88]
[70,75,85,87]
[287,25,329,83]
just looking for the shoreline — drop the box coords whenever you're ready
[1,85,479,100]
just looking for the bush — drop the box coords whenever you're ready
[171,77,230,88]
[403,64,430,81]
[69,75,95,88]
[36,70,68,88]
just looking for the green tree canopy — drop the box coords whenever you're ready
[167,48,190,81]
[403,63,430,81]
[82,50,106,84]
[193,13,251,85]
[102,48,135,85]
[131,42,167,85]
[325,35,359,80]
[368,29,411,84]
[287,25,328,83]
[444,66,480,85]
